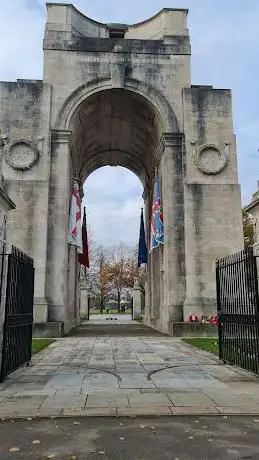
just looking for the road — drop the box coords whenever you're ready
[1,415,259,459]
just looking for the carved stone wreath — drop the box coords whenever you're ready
[196,144,227,175]
[5,139,39,170]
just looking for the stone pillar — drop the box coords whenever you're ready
[253,244,259,299]
[140,288,145,315]
[0,135,50,325]
[46,130,72,331]
[67,244,78,326]
[132,286,142,320]
[144,280,149,320]
[150,245,161,321]
[80,287,90,320]
[143,189,151,323]
[161,133,185,327]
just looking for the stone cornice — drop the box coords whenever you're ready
[155,132,184,163]
[51,130,72,144]
[43,37,191,55]
[162,132,184,147]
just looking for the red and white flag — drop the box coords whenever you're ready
[68,180,82,253]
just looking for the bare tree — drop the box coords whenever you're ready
[107,243,146,312]
[243,209,255,248]
[80,239,146,313]
[106,243,126,312]
[81,242,110,312]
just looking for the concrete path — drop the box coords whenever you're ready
[74,316,163,337]
[88,314,133,323]
[1,324,259,418]
[1,416,259,459]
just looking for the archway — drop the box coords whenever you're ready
[68,88,162,329]
[47,85,185,335]
[69,88,163,185]
[81,166,144,322]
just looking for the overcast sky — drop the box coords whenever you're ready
[1,0,259,245]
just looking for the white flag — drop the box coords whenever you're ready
[68,180,82,253]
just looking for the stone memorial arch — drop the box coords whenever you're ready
[0,4,243,335]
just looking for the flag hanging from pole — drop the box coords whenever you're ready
[79,206,89,268]
[138,208,148,267]
[150,174,164,252]
[68,180,82,253]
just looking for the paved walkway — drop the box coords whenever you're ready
[74,315,163,337]
[1,323,259,418]
[88,313,133,323]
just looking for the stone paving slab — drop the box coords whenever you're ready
[128,393,170,407]
[167,392,216,408]
[1,333,259,418]
[172,406,220,415]
[86,393,129,408]
[63,407,118,416]
[117,406,173,416]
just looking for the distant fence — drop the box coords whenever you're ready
[216,247,259,374]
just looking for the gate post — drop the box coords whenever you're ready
[132,278,142,320]
[253,243,259,319]
[215,258,223,361]
[253,244,259,284]
[252,244,259,373]
[0,243,10,381]
[79,287,90,321]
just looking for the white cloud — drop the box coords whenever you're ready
[83,167,143,246]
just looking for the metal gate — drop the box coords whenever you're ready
[216,247,259,374]
[0,246,34,382]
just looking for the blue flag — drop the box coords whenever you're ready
[138,208,148,267]
[150,175,164,252]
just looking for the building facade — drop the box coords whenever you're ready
[0,4,243,335]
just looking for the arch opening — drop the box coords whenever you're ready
[82,166,144,320]
[60,86,176,331]
[84,166,144,246]
[68,88,164,188]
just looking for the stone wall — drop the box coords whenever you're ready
[183,86,243,319]
[0,80,51,318]
[43,5,191,132]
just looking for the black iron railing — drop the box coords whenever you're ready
[216,247,259,374]
[0,246,34,382]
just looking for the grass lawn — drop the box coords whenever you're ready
[32,338,55,355]
[182,337,219,355]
